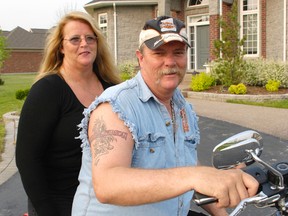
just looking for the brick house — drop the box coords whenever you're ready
[84,0,288,72]
[1,27,47,73]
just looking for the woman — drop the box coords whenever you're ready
[15,11,121,216]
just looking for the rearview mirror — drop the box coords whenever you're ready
[212,130,263,169]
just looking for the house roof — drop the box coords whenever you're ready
[84,0,158,13]
[4,27,48,50]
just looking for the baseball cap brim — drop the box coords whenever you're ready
[144,32,190,50]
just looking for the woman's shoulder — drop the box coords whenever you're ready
[33,74,64,89]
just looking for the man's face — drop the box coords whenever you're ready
[136,41,187,97]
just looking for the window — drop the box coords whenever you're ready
[188,0,208,7]
[98,13,107,38]
[190,26,196,69]
[241,0,259,56]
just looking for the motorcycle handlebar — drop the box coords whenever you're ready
[193,161,288,207]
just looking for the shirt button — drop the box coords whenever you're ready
[165,121,171,126]
[150,148,155,153]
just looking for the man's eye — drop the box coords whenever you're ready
[175,51,185,55]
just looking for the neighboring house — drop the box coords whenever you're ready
[0,27,47,73]
[83,0,288,72]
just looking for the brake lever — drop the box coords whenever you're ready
[254,194,281,208]
[229,192,268,216]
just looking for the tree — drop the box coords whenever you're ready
[212,1,246,87]
[0,30,10,85]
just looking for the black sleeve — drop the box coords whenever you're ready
[16,77,61,215]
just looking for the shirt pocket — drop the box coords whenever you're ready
[184,135,198,166]
[132,132,166,169]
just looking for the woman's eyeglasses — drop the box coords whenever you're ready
[63,35,97,45]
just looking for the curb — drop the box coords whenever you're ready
[182,90,288,102]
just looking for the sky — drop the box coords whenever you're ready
[0,0,90,31]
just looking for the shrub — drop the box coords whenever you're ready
[16,88,30,100]
[190,72,215,92]
[210,59,246,87]
[118,61,138,81]
[228,85,237,94]
[265,80,281,92]
[228,83,247,94]
[243,58,288,88]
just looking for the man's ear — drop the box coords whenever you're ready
[136,50,143,62]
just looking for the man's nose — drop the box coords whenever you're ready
[165,55,177,67]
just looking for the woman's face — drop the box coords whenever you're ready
[61,20,97,69]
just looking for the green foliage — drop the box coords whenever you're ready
[212,1,246,87]
[243,58,288,88]
[210,60,246,87]
[228,83,247,94]
[265,80,281,92]
[15,88,30,100]
[213,1,245,60]
[0,30,10,70]
[118,61,138,81]
[0,78,4,85]
[190,72,215,92]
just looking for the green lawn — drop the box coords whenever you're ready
[0,73,36,159]
[227,99,288,109]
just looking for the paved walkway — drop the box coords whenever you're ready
[0,93,287,186]
[0,112,18,185]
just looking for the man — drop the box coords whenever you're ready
[72,16,258,216]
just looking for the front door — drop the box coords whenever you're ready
[196,25,209,70]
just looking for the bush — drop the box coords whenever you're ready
[190,72,215,92]
[118,61,138,81]
[228,83,247,94]
[0,78,4,86]
[243,58,288,88]
[265,80,281,92]
[210,59,246,87]
[15,88,30,100]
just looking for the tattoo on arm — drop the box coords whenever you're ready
[89,116,128,165]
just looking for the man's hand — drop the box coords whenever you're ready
[191,166,259,208]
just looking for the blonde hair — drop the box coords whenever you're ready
[36,11,121,84]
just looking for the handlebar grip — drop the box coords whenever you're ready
[242,165,268,184]
[193,192,218,206]
[193,165,268,206]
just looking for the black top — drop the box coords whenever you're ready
[16,74,112,216]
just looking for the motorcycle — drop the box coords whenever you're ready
[192,130,288,216]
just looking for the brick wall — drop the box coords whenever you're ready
[1,51,43,73]
[209,14,220,61]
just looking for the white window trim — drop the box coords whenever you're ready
[98,13,108,37]
[240,0,260,58]
[187,15,209,71]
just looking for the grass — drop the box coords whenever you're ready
[0,73,36,160]
[227,99,288,109]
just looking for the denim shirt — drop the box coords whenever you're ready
[72,72,200,216]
